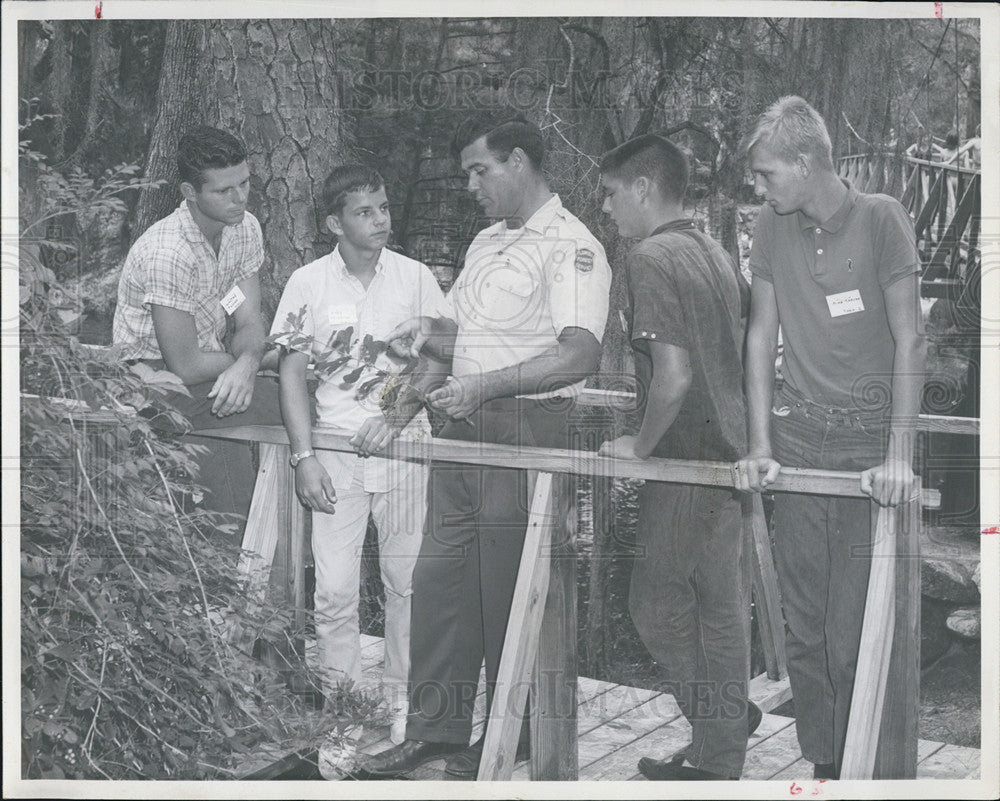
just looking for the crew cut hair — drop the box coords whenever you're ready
[321,165,385,217]
[451,111,545,171]
[177,126,248,189]
[743,95,835,171]
[600,134,689,204]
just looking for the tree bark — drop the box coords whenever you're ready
[59,23,114,170]
[204,19,350,316]
[132,21,208,243]
[44,21,74,160]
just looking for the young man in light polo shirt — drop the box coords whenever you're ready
[735,96,926,779]
[113,125,281,527]
[270,166,446,751]
[359,111,612,780]
[598,134,759,781]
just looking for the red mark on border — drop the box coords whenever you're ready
[790,782,803,796]
[935,2,943,18]
[95,1,103,18]
[983,525,1000,535]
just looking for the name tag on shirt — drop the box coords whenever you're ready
[220,285,246,314]
[826,289,865,317]
[328,304,357,326]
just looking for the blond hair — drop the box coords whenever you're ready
[744,95,834,171]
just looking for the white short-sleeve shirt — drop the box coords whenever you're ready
[445,194,611,398]
[271,244,445,491]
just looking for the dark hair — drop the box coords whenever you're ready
[451,111,544,171]
[321,165,386,217]
[177,126,248,189]
[600,134,689,203]
[944,132,959,150]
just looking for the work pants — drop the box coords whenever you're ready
[406,397,570,744]
[629,482,751,778]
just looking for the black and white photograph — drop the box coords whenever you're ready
[3,1,997,797]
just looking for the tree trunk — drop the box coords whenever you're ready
[204,19,350,317]
[132,21,209,243]
[44,22,74,160]
[59,22,114,170]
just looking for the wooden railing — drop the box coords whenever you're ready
[837,154,981,302]
[194,414,942,781]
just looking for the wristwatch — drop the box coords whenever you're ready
[289,449,316,468]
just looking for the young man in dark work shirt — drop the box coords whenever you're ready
[598,133,759,781]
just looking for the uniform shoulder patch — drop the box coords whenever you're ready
[575,248,594,273]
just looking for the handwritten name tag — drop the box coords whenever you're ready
[220,285,246,314]
[328,304,357,326]
[826,289,865,318]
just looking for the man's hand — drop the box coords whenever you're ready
[427,375,484,421]
[861,458,916,507]
[294,457,337,514]
[598,435,642,460]
[350,415,403,458]
[734,451,782,492]
[207,356,257,416]
[386,316,435,359]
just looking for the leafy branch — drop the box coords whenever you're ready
[266,305,426,419]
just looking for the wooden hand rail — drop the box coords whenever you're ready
[192,424,941,507]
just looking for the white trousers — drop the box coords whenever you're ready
[311,451,427,710]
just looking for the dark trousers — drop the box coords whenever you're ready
[146,375,282,526]
[406,397,570,744]
[629,482,751,778]
[770,384,887,769]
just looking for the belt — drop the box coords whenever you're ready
[777,383,888,423]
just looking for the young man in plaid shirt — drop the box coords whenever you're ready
[113,125,281,528]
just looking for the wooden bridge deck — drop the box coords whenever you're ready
[335,634,979,782]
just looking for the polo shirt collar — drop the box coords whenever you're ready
[798,179,857,234]
[329,243,386,278]
[494,193,563,237]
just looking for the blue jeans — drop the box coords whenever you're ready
[630,483,751,778]
[770,384,887,768]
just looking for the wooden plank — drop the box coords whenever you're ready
[580,712,689,780]
[741,721,803,779]
[840,505,898,779]
[749,671,793,713]
[531,472,579,780]
[916,744,981,779]
[228,443,284,650]
[512,682,663,780]
[770,731,945,781]
[477,473,556,781]
[194,425,941,505]
[746,494,788,681]
[874,496,921,779]
[917,414,980,436]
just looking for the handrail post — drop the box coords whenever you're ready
[531,472,579,780]
[874,494,922,778]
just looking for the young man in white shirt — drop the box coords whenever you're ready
[270,166,446,750]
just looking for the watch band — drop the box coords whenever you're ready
[289,449,316,468]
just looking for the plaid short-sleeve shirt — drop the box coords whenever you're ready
[113,202,264,360]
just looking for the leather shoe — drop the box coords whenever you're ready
[637,700,763,780]
[444,733,531,778]
[354,739,465,779]
[637,757,735,780]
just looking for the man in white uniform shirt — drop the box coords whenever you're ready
[270,166,446,749]
[360,112,612,779]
